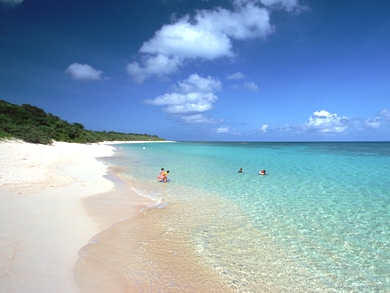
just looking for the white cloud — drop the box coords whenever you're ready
[258,124,268,132]
[145,92,217,106]
[275,109,390,137]
[364,109,390,129]
[0,0,23,6]
[227,72,245,80]
[144,74,220,115]
[304,110,349,133]
[214,126,241,135]
[127,0,276,83]
[180,114,223,124]
[378,109,390,120]
[274,109,390,138]
[365,118,381,129]
[279,124,295,133]
[126,54,181,84]
[227,73,259,91]
[162,100,216,114]
[196,1,274,40]
[259,0,306,12]
[144,73,223,122]
[244,81,259,91]
[144,91,218,114]
[65,63,104,81]
[216,127,230,133]
[140,16,234,60]
[174,73,221,93]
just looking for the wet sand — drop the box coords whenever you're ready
[0,140,154,292]
[74,189,236,293]
[0,139,240,292]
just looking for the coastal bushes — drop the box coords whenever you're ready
[0,100,164,144]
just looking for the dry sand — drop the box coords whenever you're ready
[0,140,153,293]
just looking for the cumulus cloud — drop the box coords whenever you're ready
[214,126,241,135]
[126,54,181,84]
[227,72,245,80]
[180,114,223,124]
[174,73,221,93]
[378,109,390,120]
[143,73,225,129]
[226,72,259,91]
[143,74,220,115]
[127,0,278,83]
[65,63,105,81]
[244,81,259,91]
[145,91,216,105]
[159,94,217,114]
[259,0,306,12]
[365,118,381,129]
[216,127,230,133]
[139,16,234,60]
[364,109,390,128]
[228,81,259,91]
[304,110,349,133]
[0,0,23,6]
[274,109,390,137]
[258,124,268,132]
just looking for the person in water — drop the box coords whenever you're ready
[238,168,243,173]
[162,170,170,182]
[259,169,266,175]
[157,168,165,180]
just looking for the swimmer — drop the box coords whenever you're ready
[238,168,243,173]
[162,170,170,182]
[259,169,266,175]
[157,168,165,180]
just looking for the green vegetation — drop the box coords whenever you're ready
[0,100,165,144]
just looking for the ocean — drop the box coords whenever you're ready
[78,142,390,292]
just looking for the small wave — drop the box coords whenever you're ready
[130,187,163,203]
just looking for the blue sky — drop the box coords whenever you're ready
[1,0,389,141]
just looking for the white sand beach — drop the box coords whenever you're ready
[0,140,153,293]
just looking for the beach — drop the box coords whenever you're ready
[1,140,388,292]
[89,141,389,292]
[0,140,154,293]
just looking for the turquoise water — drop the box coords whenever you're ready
[103,142,390,292]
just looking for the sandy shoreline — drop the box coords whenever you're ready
[0,140,155,292]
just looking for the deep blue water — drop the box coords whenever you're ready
[103,142,390,292]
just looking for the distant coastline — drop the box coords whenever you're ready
[0,99,166,144]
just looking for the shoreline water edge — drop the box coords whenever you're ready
[74,141,237,292]
[80,141,390,293]
[0,140,171,293]
[74,141,328,292]
[2,140,388,292]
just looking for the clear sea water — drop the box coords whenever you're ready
[97,142,390,292]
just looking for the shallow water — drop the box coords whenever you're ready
[78,142,390,292]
